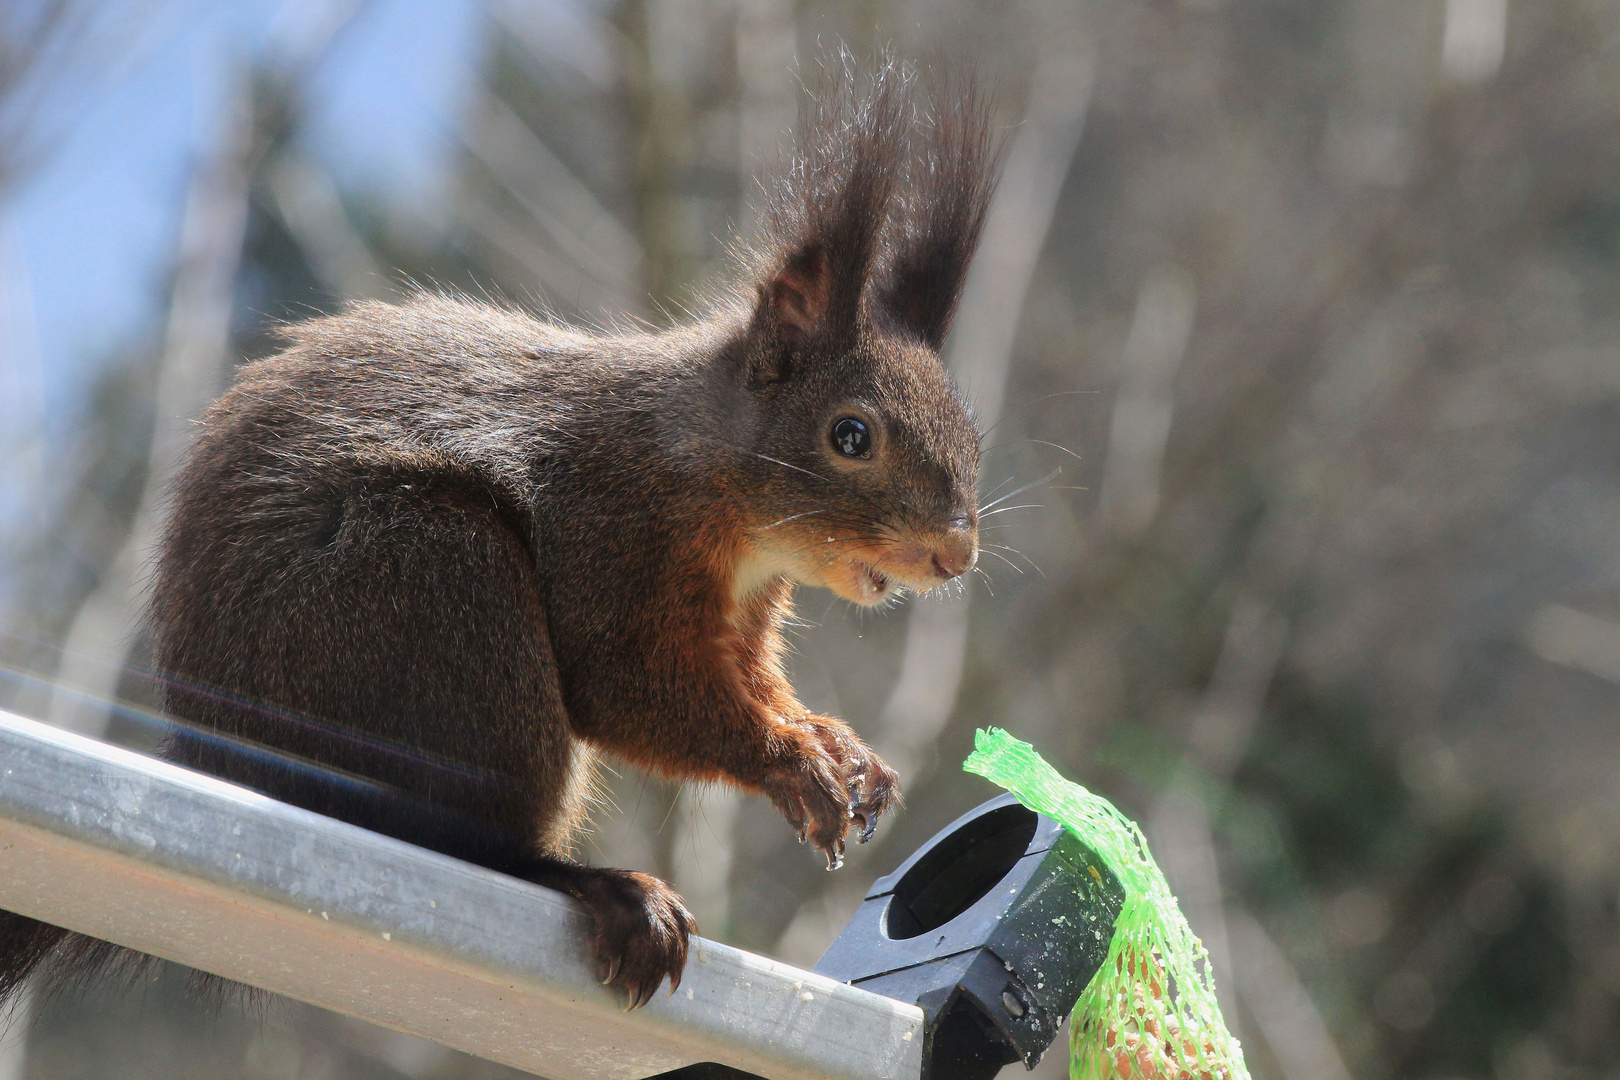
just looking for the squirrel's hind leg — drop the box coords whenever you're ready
[152,464,690,1006]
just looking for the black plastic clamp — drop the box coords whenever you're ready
[814,794,1123,1080]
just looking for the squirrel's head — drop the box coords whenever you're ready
[726,61,999,607]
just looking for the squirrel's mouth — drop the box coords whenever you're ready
[853,561,891,603]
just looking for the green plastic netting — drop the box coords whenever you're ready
[963,727,1250,1080]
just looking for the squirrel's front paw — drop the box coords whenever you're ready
[575,869,695,1009]
[768,718,901,869]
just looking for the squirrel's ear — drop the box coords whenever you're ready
[769,246,830,347]
[748,247,829,384]
[876,80,1000,351]
[748,54,908,360]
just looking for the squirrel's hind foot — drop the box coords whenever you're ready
[584,869,695,1008]
[523,862,694,1009]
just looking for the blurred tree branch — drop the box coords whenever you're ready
[0,0,159,193]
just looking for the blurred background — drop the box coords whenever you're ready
[2,0,1619,1076]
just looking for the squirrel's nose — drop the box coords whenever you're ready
[929,523,978,580]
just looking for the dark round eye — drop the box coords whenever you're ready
[831,417,872,459]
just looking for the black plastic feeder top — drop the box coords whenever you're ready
[814,794,1123,1080]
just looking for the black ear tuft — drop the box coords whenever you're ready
[751,51,910,351]
[876,75,1001,351]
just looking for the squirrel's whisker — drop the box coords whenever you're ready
[977,548,1025,575]
[749,452,834,484]
[1025,439,1083,462]
[978,474,1018,503]
[976,389,1102,441]
[978,466,1061,513]
[984,543,1046,579]
[763,509,831,528]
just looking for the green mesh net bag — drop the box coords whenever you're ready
[963,727,1251,1080]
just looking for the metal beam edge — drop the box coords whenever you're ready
[0,708,923,1080]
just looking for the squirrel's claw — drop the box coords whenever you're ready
[768,715,900,867]
[598,955,622,986]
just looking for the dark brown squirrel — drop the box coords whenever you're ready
[0,63,998,1011]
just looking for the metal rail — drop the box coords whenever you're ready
[0,708,924,1080]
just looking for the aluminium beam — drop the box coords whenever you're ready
[0,708,923,1080]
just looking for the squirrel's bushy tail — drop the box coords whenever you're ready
[0,912,170,1028]
[0,913,65,1007]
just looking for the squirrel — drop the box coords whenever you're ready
[0,62,997,1012]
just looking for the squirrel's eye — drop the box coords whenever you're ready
[831,417,872,459]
